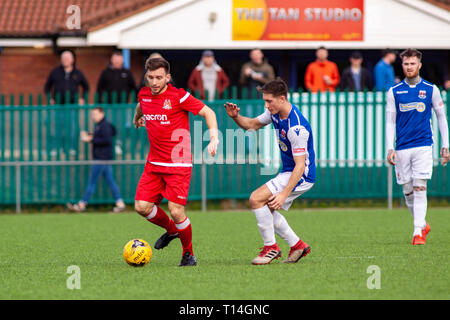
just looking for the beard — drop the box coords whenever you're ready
[150,83,168,95]
[404,68,420,79]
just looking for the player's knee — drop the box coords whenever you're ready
[413,179,427,192]
[402,182,413,196]
[168,203,185,223]
[134,201,154,217]
[249,191,263,209]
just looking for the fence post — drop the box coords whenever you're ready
[201,161,207,212]
[387,163,393,210]
[16,163,21,214]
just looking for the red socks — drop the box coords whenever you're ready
[145,206,193,256]
[145,206,177,235]
[176,217,193,256]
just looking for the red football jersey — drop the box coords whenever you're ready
[138,84,205,173]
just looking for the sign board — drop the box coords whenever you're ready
[232,0,364,41]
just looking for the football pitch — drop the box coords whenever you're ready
[0,208,448,300]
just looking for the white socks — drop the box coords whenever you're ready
[403,180,428,237]
[273,210,299,247]
[413,189,427,236]
[253,206,300,247]
[404,193,414,218]
[253,205,276,246]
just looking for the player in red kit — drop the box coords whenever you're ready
[133,57,219,266]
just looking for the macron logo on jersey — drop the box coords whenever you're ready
[144,114,167,121]
[144,113,170,125]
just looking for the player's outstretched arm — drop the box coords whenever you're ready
[198,105,219,157]
[133,103,145,128]
[224,102,266,131]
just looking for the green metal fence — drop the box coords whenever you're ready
[0,89,449,209]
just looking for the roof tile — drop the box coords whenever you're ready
[0,0,166,37]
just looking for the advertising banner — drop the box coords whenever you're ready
[232,0,364,41]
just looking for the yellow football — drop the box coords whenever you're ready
[123,239,152,267]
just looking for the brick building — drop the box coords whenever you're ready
[0,0,165,103]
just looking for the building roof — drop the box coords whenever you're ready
[0,0,167,37]
[425,0,450,11]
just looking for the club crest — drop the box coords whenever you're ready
[418,90,426,99]
[163,99,172,110]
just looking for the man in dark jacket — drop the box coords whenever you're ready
[96,51,137,103]
[67,107,125,213]
[339,51,372,91]
[44,50,89,104]
[44,50,89,156]
[240,49,275,97]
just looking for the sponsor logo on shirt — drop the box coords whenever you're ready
[143,114,171,124]
[396,91,408,94]
[293,147,305,153]
[399,102,426,113]
[142,98,152,102]
[418,90,426,99]
[278,140,288,152]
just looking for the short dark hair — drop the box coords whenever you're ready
[317,46,327,51]
[145,57,170,74]
[111,50,122,57]
[399,48,422,61]
[257,78,288,98]
[350,51,362,59]
[382,48,397,57]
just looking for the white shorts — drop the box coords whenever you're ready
[266,172,314,211]
[395,146,433,185]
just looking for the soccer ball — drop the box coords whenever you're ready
[123,239,152,267]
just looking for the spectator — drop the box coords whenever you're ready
[96,51,137,103]
[445,79,450,90]
[44,50,89,156]
[374,49,397,91]
[188,50,230,101]
[339,51,373,91]
[67,107,125,213]
[44,50,89,104]
[304,46,340,92]
[240,49,275,96]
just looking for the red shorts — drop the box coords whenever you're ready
[135,164,192,206]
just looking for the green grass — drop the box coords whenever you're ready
[0,208,449,300]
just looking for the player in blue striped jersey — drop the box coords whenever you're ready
[386,49,449,245]
[224,79,315,265]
